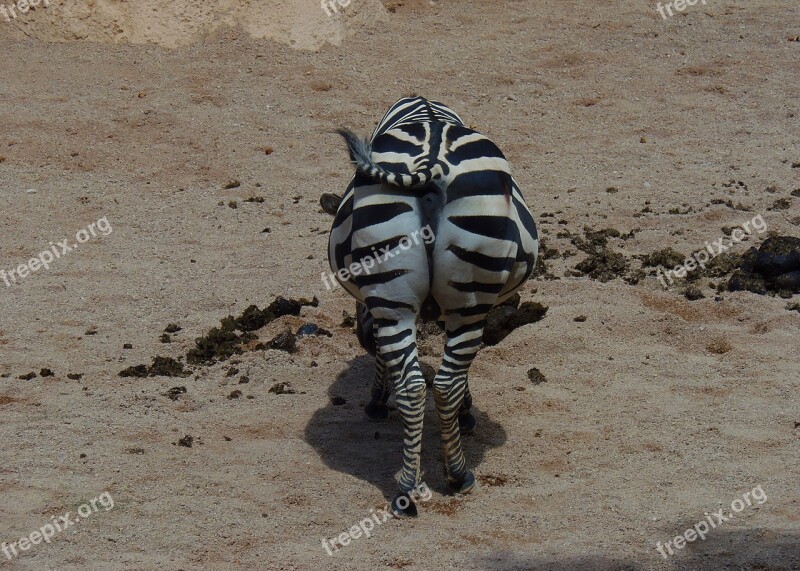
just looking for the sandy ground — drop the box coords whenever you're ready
[0,0,799,570]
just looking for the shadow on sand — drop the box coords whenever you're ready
[304,353,507,499]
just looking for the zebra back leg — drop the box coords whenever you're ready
[458,380,476,434]
[365,341,390,421]
[355,302,391,421]
[432,319,484,494]
[369,309,427,517]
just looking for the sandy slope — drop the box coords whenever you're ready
[0,0,798,570]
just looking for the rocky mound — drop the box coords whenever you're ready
[0,0,387,50]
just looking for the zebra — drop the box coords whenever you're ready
[323,96,538,516]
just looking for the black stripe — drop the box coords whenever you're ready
[353,269,411,287]
[513,192,538,241]
[446,170,508,204]
[376,328,413,346]
[445,128,505,164]
[448,215,514,241]
[447,244,515,273]
[447,321,484,338]
[448,280,505,294]
[354,202,414,228]
[396,123,427,140]
[449,337,483,352]
[372,133,424,157]
[364,297,415,310]
[350,234,408,262]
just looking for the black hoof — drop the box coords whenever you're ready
[390,492,418,518]
[448,470,476,495]
[458,411,477,434]
[365,402,389,421]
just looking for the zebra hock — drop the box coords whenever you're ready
[320,224,435,291]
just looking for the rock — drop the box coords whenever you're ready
[527,368,547,385]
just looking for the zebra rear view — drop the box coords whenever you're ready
[326,96,538,516]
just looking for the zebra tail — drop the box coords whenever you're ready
[336,128,432,189]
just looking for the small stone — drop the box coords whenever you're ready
[163,386,187,401]
[331,396,346,406]
[269,381,296,395]
[177,435,194,448]
[684,286,705,301]
[527,368,547,385]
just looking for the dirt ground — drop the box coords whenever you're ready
[1,0,798,570]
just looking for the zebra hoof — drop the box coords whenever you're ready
[390,492,418,518]
[458,411,477,434]
[364,402,389,421]
[448,470,476,495]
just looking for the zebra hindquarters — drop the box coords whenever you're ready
[349,187,432,515]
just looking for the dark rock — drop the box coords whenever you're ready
[340,311,356,328]
[164,323,182,333]
[118,364,148,378]
[163,386,187,400]
[40,368,54,377]
[19,372,36,380]
[149,357,191,377]
[527,368,547,385]
[641,248,686,269]
[120,357,191,378]
[331,396,346,405]
[727,236,800,295]
[177,435,194,447]
[684,286,705,300]
[269,331,297,353]
[296,323,333,337]
[269,381,296,395]
[484,300,548,346]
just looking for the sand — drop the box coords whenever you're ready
[0,0,798,569]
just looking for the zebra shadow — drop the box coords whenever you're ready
[303,354,508,499]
